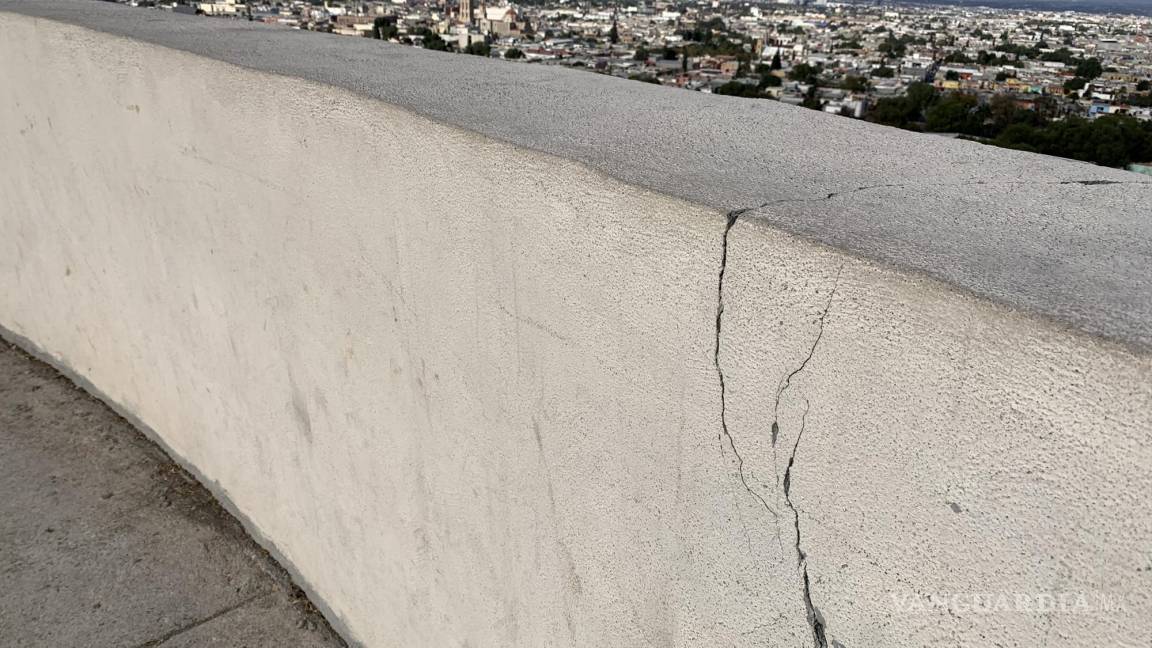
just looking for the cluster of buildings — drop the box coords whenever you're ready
[129,0,1152,123]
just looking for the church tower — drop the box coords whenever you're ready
[459,0,472,24]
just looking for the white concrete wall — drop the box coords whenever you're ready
[2,14,1150,648]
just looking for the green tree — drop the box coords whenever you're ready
[759,74,782,88]
[867,82,937,128]
[505,47,525,59]
[1033,95,1059,120]
[988,93,1021,130]
[905,82,938,110]
[878,34,908,57]
[800,84,824,111]
[714,81,765,98]
[843,75,869,92]
[993,115,1152,168]
[1075,57,1103,80]
[869,97,919,127]
[1138,80,1151,92]
[372,17,398,40]
[465,41,491,56]
[1040,47,1078,64]
[633,46,649,61]
[925,93,982,134]
[418,29,450,51]
[788,62,819,83]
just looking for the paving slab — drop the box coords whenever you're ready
[0,342,346,648]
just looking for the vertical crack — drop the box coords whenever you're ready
[715,214,843,646]
[772,266,842,430]
[786,402,827,648]
[715,210,779,525]
[774,266,842,648]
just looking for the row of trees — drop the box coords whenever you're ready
[867,82,1152,168]
[995,116,1152,168]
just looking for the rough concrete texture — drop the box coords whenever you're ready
[717,218,1152,647]
[0,342,346,648]
[2,0,1152,349]
[1,8,1151,648]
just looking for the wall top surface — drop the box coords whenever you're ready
[4,0,1151,350]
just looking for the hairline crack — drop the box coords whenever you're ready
[714,209,781,527]
[774,266,843,648]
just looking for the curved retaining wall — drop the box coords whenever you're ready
[2,4,1151,647]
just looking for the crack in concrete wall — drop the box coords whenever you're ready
[785,402,826,648]
[715,210,845,647]
[773,268,841,648]
[7,10,1152,647]
[731,178,1144,215]
[714,210,781,527]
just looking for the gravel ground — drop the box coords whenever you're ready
[0,341,347,648]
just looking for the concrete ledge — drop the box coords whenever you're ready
[2,5,1151,648]
[3,0,1152,349]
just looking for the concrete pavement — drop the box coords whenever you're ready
[0,342,346,648]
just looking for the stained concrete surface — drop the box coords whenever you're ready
[0,342,346,648]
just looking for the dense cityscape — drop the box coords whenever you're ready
[124,0,1152,170]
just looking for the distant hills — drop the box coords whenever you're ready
[876,0,1152,17]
